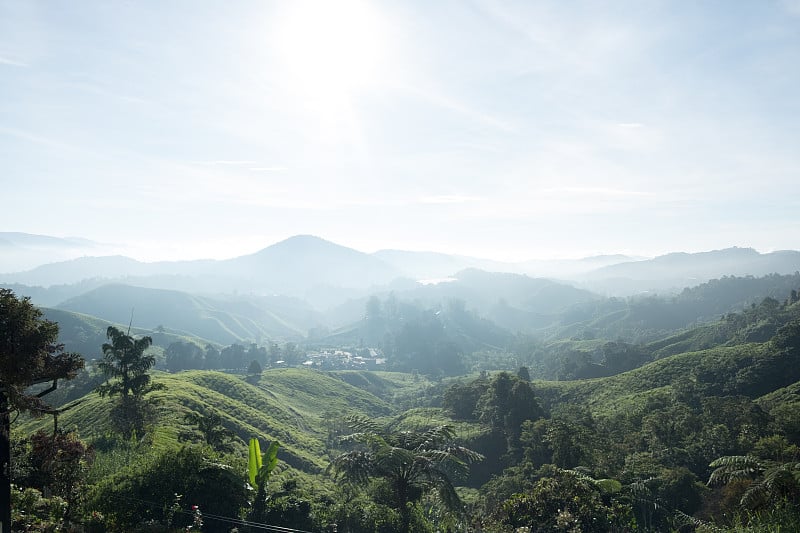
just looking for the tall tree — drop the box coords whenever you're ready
[96,325,164,438]
[0,289,84,531]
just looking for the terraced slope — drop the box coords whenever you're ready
[534,339,799,419]
[20,368,395,473]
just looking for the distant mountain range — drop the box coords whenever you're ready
[3,233,800,308]
[0,235,400,295]
[0,232,107,272]
[582,247,800,294]
[3,232,800,348]
[1,233,645,289]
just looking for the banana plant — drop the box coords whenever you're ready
[248,437,279,489]
[248,437,280,522]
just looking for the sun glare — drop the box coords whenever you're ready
[272,1,387,103]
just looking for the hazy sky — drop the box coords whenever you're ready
[2,0,799,262]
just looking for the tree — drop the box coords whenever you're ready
[0,289,84,531]
[497,466,633,532]
[204,344,221,369]
[165,342,186,372]
[221,343,246,369]
[363,295,387,344]
[708,454,800,511]
[19,429,94,521]
[328,414,483,531]
[283,342,300,365]
[246,343,267,366]
[166,341,198,372]
[477,372,545,457]
[96,325,164,438]
[97,326,159,399]
[268,342,282,364]
[442,375,489,421]
[182,411,237,451]
[248,359,263,376]
[477,372,515,432]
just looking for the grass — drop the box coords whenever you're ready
[533,342,770,418]
[20,367,398,474]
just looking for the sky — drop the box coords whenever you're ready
[1,0,799,263]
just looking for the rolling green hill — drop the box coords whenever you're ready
[43,306,211,357]
[547,273,800,344]
[20,368,397,473]
[55,283,316,344]
[535,336,800,420]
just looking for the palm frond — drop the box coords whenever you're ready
[674,510,725,532]
[374,446,417,475]
[339,431,387,450]
[414,424,457,450]
[740,477,770,509]
[344,413,381,434]
[434,471,462,513]
[708,456,763,486]
[708,455,761,469]
[327,450,374,484]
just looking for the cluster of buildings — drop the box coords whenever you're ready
[301,348,386,370]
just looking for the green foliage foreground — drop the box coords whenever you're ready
[8,289,800,531]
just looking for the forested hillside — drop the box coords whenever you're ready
[4,274,800,532]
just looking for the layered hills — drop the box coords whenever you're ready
[7,235,800,531]
[5,234,799,304]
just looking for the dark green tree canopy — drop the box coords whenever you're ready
[182,410,237,451]
[95,325,164,439]
[96,326,161,399]
[0,288,84,413]
[247,359,263,376]
[1,288,84,531]
[328,414,483,531]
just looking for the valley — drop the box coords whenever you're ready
[3,235,800,531]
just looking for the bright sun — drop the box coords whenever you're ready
[272,1,387,104]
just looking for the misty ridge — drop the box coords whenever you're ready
[5,231,800,294]
[6,231,800,387]
[3,231,800,348]
[6,233,800,532]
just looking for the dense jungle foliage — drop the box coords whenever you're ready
[3,275,800,532]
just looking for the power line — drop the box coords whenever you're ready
[106,492,316,533]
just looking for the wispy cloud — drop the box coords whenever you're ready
[191,160,289,173]
[54,80,152,108]
[0,126,76,151]
[195,160,259,166]
[418,194,482,205]
[475,1,649,78]
[249,166,289,172]
[396,81,517,133]
[0,55,28,67]
[541,187,652,197]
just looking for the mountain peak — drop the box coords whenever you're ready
[272,234,339,249]
[249,235,364,258]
